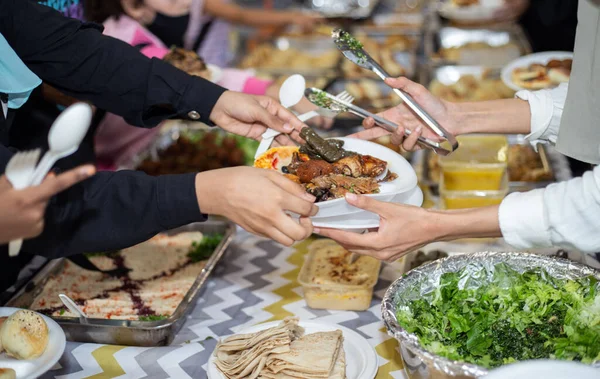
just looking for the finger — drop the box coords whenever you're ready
[30,165,95,201]
[385,77,429,100]
[0,175,12,190]
[390,126,407,146]
[270,172,317,203]
[276,213,312,242]
[344,193,393,218]
[402,126,422,151]
[347,127,390,141]
[273,134,296,147]
[313,227,379,249]
[298,217,314,239]
[259,96,306,134]
[362,117,376,129]
[263,225,295,246]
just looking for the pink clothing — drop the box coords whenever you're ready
[95,15,271,169]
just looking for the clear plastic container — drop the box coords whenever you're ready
[440,135,509,191]
[440,189,508,209]
[298,239,381,311]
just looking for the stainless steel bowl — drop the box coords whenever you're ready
[381,252,600,379]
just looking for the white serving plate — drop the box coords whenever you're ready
[501,51,574,91]
[483,360,600,379]
[306,138,418,219]
[438,0,503,22]
[0,307,66,379]
[312,185,423,233]
[207,320,379,379]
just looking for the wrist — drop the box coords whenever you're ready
[426,206,502,241]
[195,172,217,215]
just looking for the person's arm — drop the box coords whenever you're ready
[204,0,318,29]
[0,0,226,128]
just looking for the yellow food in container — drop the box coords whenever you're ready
[440,189,508,209]
[439,135,509,191]
[298,239,381,311]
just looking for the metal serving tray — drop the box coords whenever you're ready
[7,219,236,346]
[238,35,341,76]
[421,135,556,194]
[426,25,531,67]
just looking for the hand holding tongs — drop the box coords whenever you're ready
[305,88,452,156]
[331,29,459,155]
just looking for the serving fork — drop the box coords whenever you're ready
[5,149,41,257]
[331,28,459,155]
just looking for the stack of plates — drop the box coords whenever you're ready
[307,138,422,233]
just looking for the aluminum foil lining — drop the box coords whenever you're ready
[381,252,600,377]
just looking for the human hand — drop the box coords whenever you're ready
[195,167,318,246]
[0,165,96,244]
[313,193,436,261]
[209,91,307,147]
[293,97,334,130]
[292,12,323,32]
[350,77,461,151]
[493,0,530,22]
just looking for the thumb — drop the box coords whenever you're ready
[0,175,13,190]
[345,193,391,218]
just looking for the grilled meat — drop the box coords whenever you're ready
[306,174,380,201]
[296,159,335,183]
[163,47,209,78]
[333,155,386,178]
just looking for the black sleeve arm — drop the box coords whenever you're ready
[0,0,226,128]
[0,145,205,259]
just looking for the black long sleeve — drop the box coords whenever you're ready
[0,145,205,259]
[0,0,226,127]
[0,0,227,261]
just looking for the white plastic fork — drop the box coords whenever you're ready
[5,149,41,257]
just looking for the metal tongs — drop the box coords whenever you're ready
[331,29,459,155]
[305,88,452,156]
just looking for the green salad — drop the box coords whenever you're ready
[188,233,224,262]
[395,263,600,368]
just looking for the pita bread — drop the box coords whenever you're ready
[265,331,343,376]
[258,348,345,379]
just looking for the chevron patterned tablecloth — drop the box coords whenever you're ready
[39,232,409,379]
[36,231,600,379]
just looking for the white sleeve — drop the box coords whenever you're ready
[515,83,568,149]
[498,165,600,254]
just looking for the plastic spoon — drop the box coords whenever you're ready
[59,294,88,324]
[29,103,93,185]
[254,75,306,159]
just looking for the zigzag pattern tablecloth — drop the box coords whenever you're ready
[40,232,408,379]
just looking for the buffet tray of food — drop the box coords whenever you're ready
[325,78,402,115]
[426,25,531,67]
[238,34,341,76]
[420,65,515,102]
[422,135,555,194]
[121,122,258,175]
[7,219,236,346]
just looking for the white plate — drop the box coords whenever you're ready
[207,320,379,379]
[501,51,574,91]
[0,307,66,379]
[438,0,503,22]
[483,360,600,379]
[313,185,423,233]
[309,138,418,218]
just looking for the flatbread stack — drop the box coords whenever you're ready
[214,318,346,379]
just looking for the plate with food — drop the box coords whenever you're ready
[382,252,600,377]
[254,129,418,218]
[438,0,503,22]
[0,308,66,379]
[501,51,573,91]
[207,318,379,379]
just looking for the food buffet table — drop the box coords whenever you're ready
[27,231,599,379]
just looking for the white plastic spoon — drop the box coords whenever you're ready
[254,74,306,159]
[29,103,93,186]
[59,293,88,324]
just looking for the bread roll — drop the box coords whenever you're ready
[0,317,6,352]
[0,369,16,379]
[0,310,49,360]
